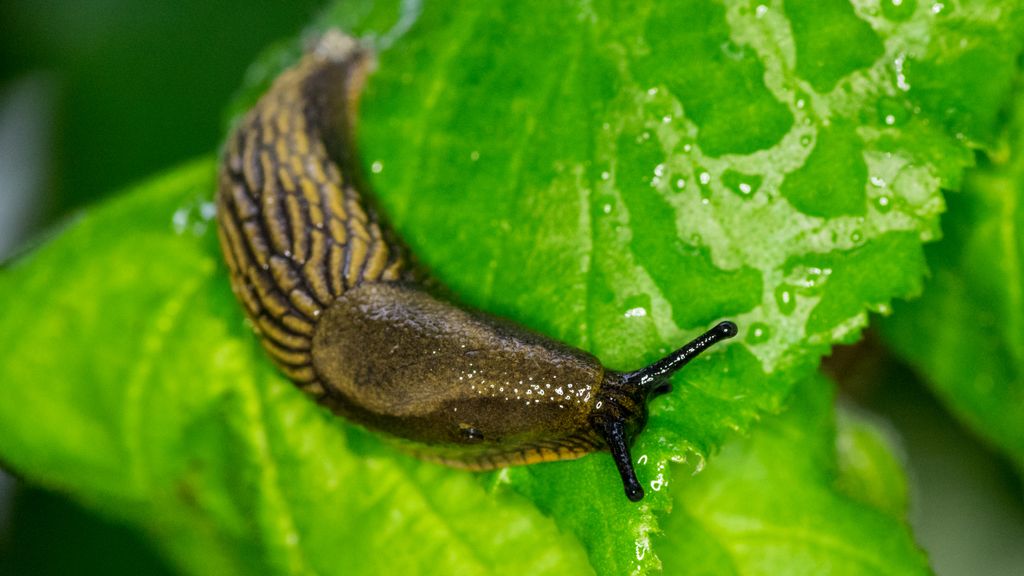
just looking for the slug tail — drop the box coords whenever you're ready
[312,29,361,63]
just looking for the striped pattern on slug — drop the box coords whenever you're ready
[216,38,412,396]
[215,31,738,502]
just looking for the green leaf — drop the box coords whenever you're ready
[355,0,1019,569]
[1,0,1022,574]
[657,375,928,575]
[880,75,1024,470]
[835,405,910,519]
[0,161,594,576]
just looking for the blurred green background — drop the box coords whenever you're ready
[0,2,1021,574]
[0,0,320,226]
[0,1,318,574]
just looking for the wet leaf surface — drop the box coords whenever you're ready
[1,0,1022,573]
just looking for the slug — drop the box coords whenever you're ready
[216,31,737,502]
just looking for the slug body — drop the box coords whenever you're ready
[216,32,737,501]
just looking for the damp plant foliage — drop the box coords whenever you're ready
[0,1,1022,574]
[880,83,1024,474]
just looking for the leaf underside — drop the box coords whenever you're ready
[881,73,1024,472]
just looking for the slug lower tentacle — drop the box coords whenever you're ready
[216,30,737,502]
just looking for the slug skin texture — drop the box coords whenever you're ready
[216,30,737,501]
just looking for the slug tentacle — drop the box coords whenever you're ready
[587,320,739,501]
[216,30,738,501]
[622,320,739,393]
[594,418,644,502]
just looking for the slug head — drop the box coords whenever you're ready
[312,281,737,502]
[590,320,738,501]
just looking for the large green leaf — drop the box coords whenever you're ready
[0,161,594,576]
[1,0,1021,573]
[658,374,928,575]
[834,404,910,519]
[880,75,1024,470]
[353,0,1019,569]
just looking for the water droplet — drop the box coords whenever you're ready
[850,230,864,243]
[800,134,813,147]
[875,195,892,213]
[662,115,673,124]
[602,203,612,214]
[721,169,762,200]
[172,208,188,234]
[877,96,910,126]
[635,539,649,561]
[647,87,658,96]
[931,2,944,13]
[746,322,772,344]
[199,202,216,221]
[624,307,647,318]
[755,4,768,18]
[775,284,797,315]
[881,0,915,21]
[692,453,706,474]
[798,266,832,293]
[683,143,692,153]
[600,170,610,181]
[893,53,911,91]
[870,175,887,188]
[371,160,384,173]
[675,178,686,190]
[693,167,714,201]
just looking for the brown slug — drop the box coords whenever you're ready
[215,31,737,501]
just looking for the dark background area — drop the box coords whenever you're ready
[0,0,321,223]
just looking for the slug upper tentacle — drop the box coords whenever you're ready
[216,30,737,502]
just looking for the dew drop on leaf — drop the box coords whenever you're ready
[746,322,772,344]
[875,195,893,213]
[882,0,916,22]
[695,168,713,200]
[775,284,797,315]
[722,169,762,200]
[877,96,910,126]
